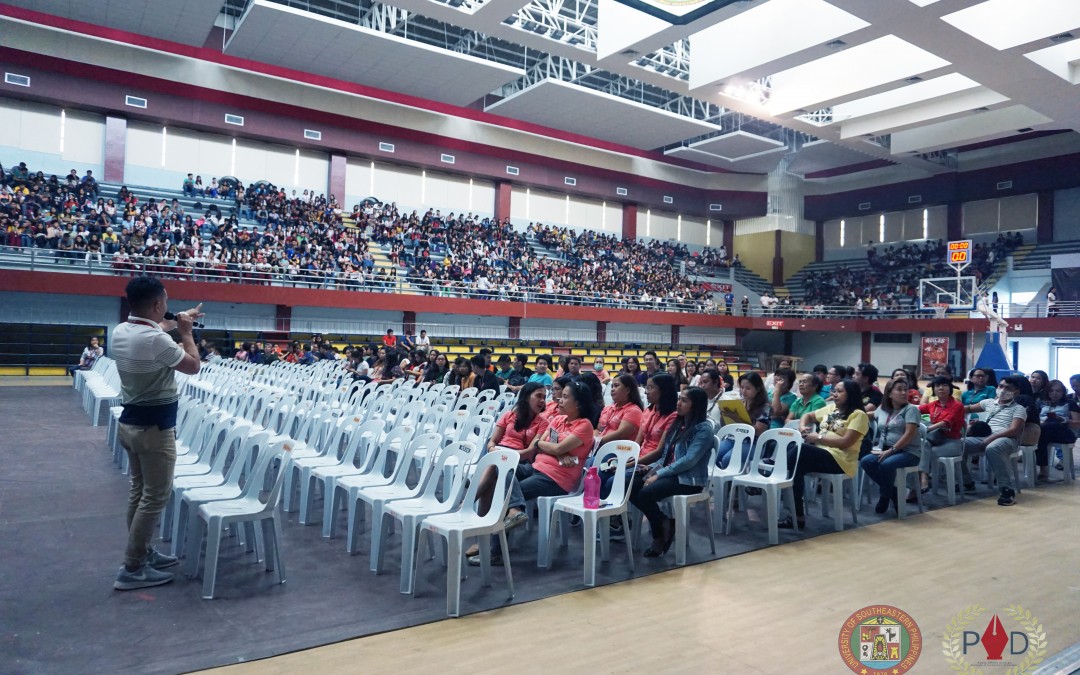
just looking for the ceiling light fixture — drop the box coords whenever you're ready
[1049,32,1075,43]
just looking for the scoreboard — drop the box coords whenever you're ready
[947,240,971,266]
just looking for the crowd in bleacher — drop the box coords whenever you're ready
[797,236,1022,310]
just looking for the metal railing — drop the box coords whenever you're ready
[1,245,1072,320]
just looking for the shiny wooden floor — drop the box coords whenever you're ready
[209,478,1080,674]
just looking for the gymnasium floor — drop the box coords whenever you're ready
[2,381,1077,674]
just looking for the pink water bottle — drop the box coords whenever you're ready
[583,466,600,509]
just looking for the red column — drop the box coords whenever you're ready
[329,154,346,207]
[403,311,416,335]
[494,181,512,223]
[597,321,607,342]
[509,316,521,340]
[622,204,637,240]
[723,220,735,257]
[104,116,127,184]
[814,220,824,262]
[1037,190,1054,244]
[861,331,871,363]
[671,324,681,346]
[772,230,784,286]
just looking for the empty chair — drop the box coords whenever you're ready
[184,438,293,600]
[413,449,519,617]
[708,424,756,533]
[726,428,803,546]
[293,417,363,525]
[324,426,415,548]
[357,432,445,562]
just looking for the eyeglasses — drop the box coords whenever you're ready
[972,373,987,377]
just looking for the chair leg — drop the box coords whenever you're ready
[499,529,514,601]
[446,533,462,617]
[322,479,338,539]
[369,503,385,573]
[270,516,286,583]
[399,517,418,595]
[674,498,689,566]
[298,472,314,525]
[711,481,726,534]
[766,489,779,546]
[281,466,297,513]
[183,514,204,578]
[583,510,598,587]
[831,479,843,531]
[621,512,635,573]
[202,519,223,600]
[346,489,365,555]
[537,499,553,568]
[704,499,717,554]
[170,498,187,557]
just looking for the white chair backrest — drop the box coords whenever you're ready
[414,441,478,505]
[476,388,496,403]
[455,414,496,447]
[747,428,802,482]
[716,423,756,473]
[476,399,501,417]
[592,441,640,507]
[451,449,520,525]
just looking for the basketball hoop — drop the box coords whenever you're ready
[933,303,949,319]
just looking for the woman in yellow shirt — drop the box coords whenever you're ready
[787,379,870,529]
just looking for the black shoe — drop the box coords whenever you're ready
[875,495,891,514]
[963,482,977,495]
[997,487,1016,506]
[777,516,805,530]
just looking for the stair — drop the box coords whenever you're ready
[732,266,775,296]
[981,243,1034,288]
[1013,240,1080,271]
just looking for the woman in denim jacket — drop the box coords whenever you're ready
[630,386,714,557]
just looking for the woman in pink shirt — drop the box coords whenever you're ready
[636,373,679,464]
[597,374,645,445]
[471,381,596,566]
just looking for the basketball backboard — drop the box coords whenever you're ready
[918,276,978,312]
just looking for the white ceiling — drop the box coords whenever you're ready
[224,0,524,107]
[4,0,223,46]
[17,0,1080,179]
[485,79,721,149]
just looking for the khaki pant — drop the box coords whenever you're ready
[119,423,176,569]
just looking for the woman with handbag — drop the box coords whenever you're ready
[916,375,965,493]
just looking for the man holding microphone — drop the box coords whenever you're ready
[111,276,203,590]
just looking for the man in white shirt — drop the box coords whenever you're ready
[111,276,202,590]
[699,368,726,428]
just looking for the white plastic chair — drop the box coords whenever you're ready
[313,420,388,538]
[413,449,520,617]
[333,426,417,551]
[1049,441,1076,483]
[357,432,445,560]
[547,442,639,586]
[726,428,803,545]
[671,435,721,566]
[184,438,293,599]
[709,423,756,534]
[378,441,478,593]
[169,430,271,556]
[293,417,368,525]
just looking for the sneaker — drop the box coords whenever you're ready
[503,511,527,531]
[145,547,179,570]
[466,552,503,567]
[997,487,1016,506]
[609,521,625,542]
[114,564,175,591]
[963,482,977,495]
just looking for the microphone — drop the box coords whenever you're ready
[164,311,205,329]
